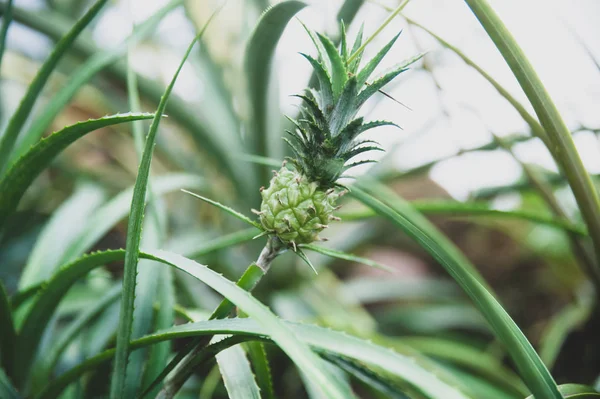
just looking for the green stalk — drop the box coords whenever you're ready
[464,0,600,286]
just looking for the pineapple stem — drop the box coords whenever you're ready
[346,0,410,64]
[256,236,285,272]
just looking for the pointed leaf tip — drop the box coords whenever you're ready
[181,189,262,230]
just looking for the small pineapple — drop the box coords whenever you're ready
[259,167,340,246]
[258,25,421,248]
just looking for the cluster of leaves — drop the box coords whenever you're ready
[0,0,599,399]
[286,25,422,188]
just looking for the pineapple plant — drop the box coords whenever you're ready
[255,25,422,252]
[171,25,421,394]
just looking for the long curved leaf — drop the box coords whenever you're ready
[0,0,108,175]
[464,0,600,291]
[25,249,353,399]
[38,313,471,399]
[246,342,275,399]
[338,200,587,236]
[121,51,167,394]
[1,1,257,202]
[525,384,600,399]
[350,178,560,399]
[244,1,306,165]
[18,183,106,294]
[109,14,211,398]
[0,113,154,230]
[216,344,262,399]
[60,173,202,264]
[146,250,355,399]
[6,0,182,168]
[140,263,268,398]
[15,228,262,385]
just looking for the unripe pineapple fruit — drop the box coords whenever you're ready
[259,168,339,245]
[256,25,421,248]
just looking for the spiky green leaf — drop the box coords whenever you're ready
[351,179,561,399]
[245,0,307,162]
[216,345,262,399]
[356,54,423,107]
[348,23,365,73]
[110,16,213,398]
[0,0,109,175]
[300,53,334,109]
[0,113,154,230]
[356,31,401,87]
[317,33,348,98]
[38,315,471,399]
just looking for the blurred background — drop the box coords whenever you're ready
[1,0,600,397]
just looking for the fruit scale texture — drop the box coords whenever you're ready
[259,168,339,245]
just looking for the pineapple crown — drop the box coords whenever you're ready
[285,24,422,189]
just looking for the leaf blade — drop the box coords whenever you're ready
[37,314,471,399]
[0,113,155,230]
[300,244,393,272]
[6,0,182,168]
[181,189,262,229]
[216,344,262,399]
[464,0,600,293]
[350,178,561,399]
[109,15,213,398]
[0,0,109,175]
[244,1,307,163]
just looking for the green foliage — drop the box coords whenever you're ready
[1,1,599,399]
[351,179,561,399]
[0,113,154,230]
[285,25,421,188]
[245,1,307,164]
[216,344,261,399]
[464,0,600,286]
[0,0,109,175]
[110,12,217,398]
